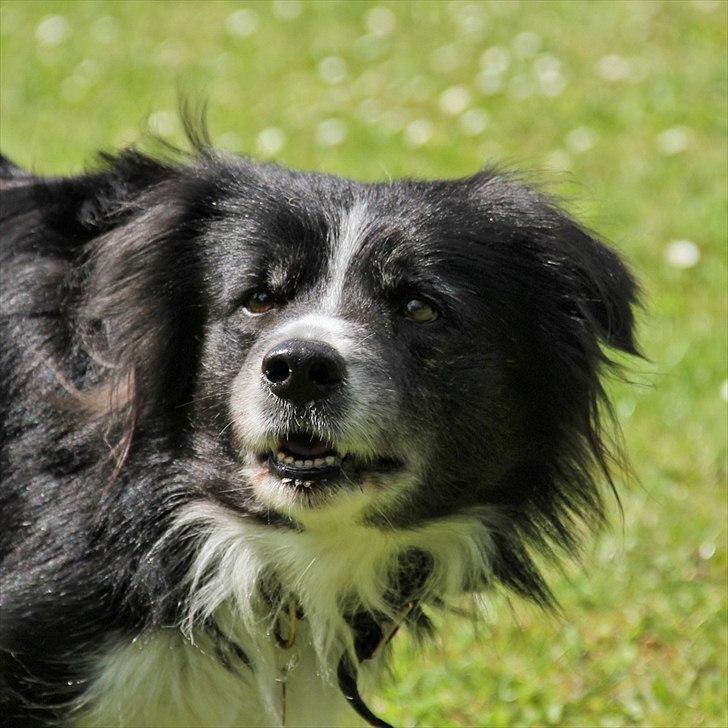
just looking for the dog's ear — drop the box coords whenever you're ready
[0,149,174,241]
[543,209,640,356]
[79,156,214,466]
[467,172,639,357]
[1,150,211,469]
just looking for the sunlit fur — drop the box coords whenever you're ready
[0,123,638,726]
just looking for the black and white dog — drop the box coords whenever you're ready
[0,126,638,727]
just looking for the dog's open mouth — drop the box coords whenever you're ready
[257,432,403,488]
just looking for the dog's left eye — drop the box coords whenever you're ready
[403,298,439,323]
[243,289,276,315]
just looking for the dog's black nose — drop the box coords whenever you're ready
[261,339,346,405]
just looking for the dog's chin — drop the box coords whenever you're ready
[240,431,409,516]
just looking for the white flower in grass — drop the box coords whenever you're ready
[316,119,347,147]
[534,54,566,97]
[256,128,286,157]
[476,70,503,95]
[404,119,434,148]
[545,150,571,172]
[365,7,396,37]
[225,9,259,38]
[439,86,471,116]
[657,127,690,155]
[36,15,70,46]
[453,3,487,36]
[664,240,700,269]
[480,46,510,75]
[318,56,347,85]
[273,1,302,21]
[566,126,596,154]
[156,39,185,68]
[356,98,380,124]
[513,31,542,59]
[596,54,631,82]
[459,109,489,136]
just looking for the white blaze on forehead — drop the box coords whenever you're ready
[323,202,370,312]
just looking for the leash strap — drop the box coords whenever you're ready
[336,601,415,728]
[336,653,395,728]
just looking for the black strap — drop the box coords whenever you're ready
[336,653,395,728]
[336,604,416,728]
[336,549,433,728]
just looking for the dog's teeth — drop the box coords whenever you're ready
[275,449,344,471]
[281,478,292,484]
[302,480,313,488]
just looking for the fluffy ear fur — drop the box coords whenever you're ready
[0,150,213,470]
[0,150,173,237]
[542,208,640,356]
[468,170,640,357]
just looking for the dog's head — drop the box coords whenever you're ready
[2,138,638,601]
[202,168,639,535]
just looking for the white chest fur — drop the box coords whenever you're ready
[74,624,365,728]
[74,503,492,726]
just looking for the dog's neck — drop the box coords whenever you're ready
[75,504,493,727]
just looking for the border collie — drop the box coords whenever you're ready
[0,123,638,727]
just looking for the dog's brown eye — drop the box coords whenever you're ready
[243,289,276,315]
[403,298,438,323]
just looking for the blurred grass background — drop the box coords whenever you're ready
[1,1,726,726]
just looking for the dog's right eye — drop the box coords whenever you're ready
[242,289,276,315]
[403,298,439,323]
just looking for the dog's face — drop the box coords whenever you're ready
[150,161,638,534]
[203,183,509,520]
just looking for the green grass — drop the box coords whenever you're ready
[1,1,726,726]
